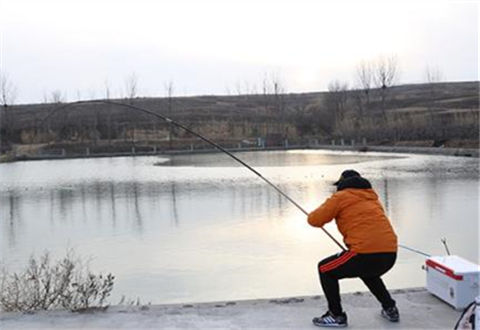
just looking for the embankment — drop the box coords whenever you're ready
[3,143,478,163]
[0,288,463,329]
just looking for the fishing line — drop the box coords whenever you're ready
[398,244,431,257]
[42,100,346,251]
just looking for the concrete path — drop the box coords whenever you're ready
[0,288,462,329]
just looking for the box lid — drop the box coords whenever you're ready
[428,255,480,275]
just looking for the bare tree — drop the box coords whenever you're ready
[234,80,243,96]
[0,72,17,107]
[104,79,112,145]
[234,80,257,98]
[164,80,175,149]
[424,65,444,132]
[374,55,398,89]
[124,73,139,145]
[425,65,443,85]
[260,72,285,113]
[326,80,349,125]
[270,73,285,115]
[42,91,49,104]
[262,73,270,111]
[374,55,398,121]
[164,80,174,114]
[355,60,374,114]
[104,79,111,100]
[43,90,67,144]
[269,73,288,139]
[245,81,258,96]
[124,73,138,101]
[350,88,366,129]
[50,90,65,103]
[258,72,287,138]
[0,72,18,152]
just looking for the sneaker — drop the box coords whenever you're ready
[381,306,399,322]
[312,311,348,327]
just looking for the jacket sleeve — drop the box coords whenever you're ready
[307,194,340,227]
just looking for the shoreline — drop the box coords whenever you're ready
[2,144,478,163]
[0,287,463,329]
[312,144,479,157]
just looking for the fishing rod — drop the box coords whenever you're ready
[42,100,443,257]
[41,99,347,251]
[42,100,445,257]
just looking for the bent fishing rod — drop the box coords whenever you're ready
[41,99,346,251]
[42,100,440,257]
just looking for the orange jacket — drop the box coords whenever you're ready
[308,188,397,253]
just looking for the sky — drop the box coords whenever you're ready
[0,0,478,104]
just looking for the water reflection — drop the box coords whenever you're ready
[4,191,21,248]
[382,178,390,214]
[170,182,179,225]
[110,183,116,227]
[132,183,143,232]
[2,172,477,256]
[0,151,478,304]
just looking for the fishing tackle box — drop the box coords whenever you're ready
[426,255,480,309]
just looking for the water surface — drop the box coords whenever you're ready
[1,150,478,304]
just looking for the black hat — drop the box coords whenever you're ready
[333,169,361,186]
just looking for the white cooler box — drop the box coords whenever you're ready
[426,255,480,309]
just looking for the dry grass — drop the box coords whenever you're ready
[0,252,114,313]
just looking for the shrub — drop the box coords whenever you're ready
[0,252,114,313]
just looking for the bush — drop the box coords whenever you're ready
[0,252,114,313]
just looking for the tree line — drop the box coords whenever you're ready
[1,56,478,153]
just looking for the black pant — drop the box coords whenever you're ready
[317,251,396,316]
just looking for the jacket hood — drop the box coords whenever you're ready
[336,176,372,191]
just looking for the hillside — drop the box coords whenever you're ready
[0,81,478,158]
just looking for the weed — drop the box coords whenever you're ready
[0,251,114,313]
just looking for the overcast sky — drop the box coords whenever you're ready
[0,0,478,104]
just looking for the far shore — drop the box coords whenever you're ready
[1,143,478,163]
[312,144,479,157]
[0,287,463,329]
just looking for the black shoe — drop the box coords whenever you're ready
[312,311,348,327]
[381,306,399,322]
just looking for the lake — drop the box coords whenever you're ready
[0,150,478,304]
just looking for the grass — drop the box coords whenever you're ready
[0,251,114,313]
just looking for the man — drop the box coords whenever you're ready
[307,169,399,327]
